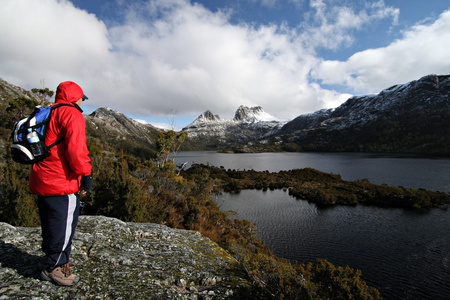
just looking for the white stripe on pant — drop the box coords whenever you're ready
[37,193,80,270]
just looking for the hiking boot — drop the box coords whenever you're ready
[40,263,80,286]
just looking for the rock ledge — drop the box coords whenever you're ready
[0,216,253,299]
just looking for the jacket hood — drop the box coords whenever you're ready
[55,81,85,104]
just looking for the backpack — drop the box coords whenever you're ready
[10,103,72,164]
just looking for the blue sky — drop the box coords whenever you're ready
[1,0,450,129]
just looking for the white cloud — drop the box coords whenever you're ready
[135,118,178,130]
[0,0,111,89]
[298,0,399,51]
[312,9,450,94]
[86,0,325,119]
[0,0,448,127]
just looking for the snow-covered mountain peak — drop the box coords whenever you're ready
[182,105,284,142]
[233,105,279,123]
[184,105,282,130]
[197,110,222,122]
[89,107,120,119]
[185,110,229,129]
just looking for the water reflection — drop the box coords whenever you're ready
[217,189,450,299]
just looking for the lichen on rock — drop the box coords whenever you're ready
[0,216,253,299]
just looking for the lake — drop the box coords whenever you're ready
[174,151,450,299]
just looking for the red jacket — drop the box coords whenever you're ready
[29,82,92,196]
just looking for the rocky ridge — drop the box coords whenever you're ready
[86,107,160,145]
[283,74,450,133]
[233,105,280,123]
[0,216,253,299]
[278,74,450,153]
[0,78,41,102]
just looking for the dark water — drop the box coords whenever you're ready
[218,190,450,300]
[174,152,450,299]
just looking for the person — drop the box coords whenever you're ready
[29,81,93,286]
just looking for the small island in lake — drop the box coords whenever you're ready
[182,164,450,209]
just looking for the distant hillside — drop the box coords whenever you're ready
[85,107,161,159]
[278,74,450,155]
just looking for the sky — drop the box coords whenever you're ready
[1,0,450,130]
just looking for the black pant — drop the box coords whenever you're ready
[37,193,80,270]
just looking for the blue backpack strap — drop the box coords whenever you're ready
[42,103,76,149]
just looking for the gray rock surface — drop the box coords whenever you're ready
[0,216,253,299]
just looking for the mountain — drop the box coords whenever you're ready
[233,105,281,122]
[182,105,285,150]
[88,107,160,139]
[278,74,450,154]
[85,107,162,159]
